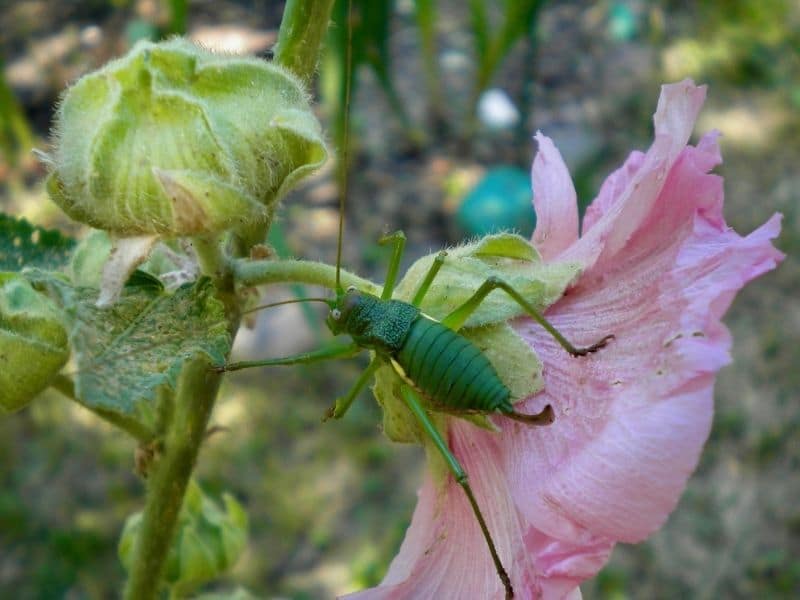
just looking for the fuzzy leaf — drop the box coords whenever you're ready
[33,273,230,418]
[0,213,75,271]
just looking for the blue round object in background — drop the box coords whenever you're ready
[456,166,536,238]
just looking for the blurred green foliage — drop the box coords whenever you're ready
[468,0,544,104]
[663,0,799,103]
[321,0,548,152]
[321,0,416,153]
[0,57,34,168]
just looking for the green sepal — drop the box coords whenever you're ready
[372,361,419,444]
[119,480,248,595]
[393,233,581,328]
[151,168,268,235]
[0,213,76,272]
[0,273,69,413]
[30,271,230,424]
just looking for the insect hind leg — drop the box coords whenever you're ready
[441,277,614,356]
[399,386,514,599]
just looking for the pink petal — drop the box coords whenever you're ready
[351,79,783,599]
[559,80,707,271]
[342,430,526,600]
[343,424,613,600]
[581,151,644,234]
[508,139,783,543]
[531,132,579,261]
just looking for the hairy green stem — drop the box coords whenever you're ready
[123,358,221,600]
[234,258,381,296]
[191,235,228,286]
[274,0,336,85]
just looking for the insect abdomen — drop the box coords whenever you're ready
[396,317,513,413]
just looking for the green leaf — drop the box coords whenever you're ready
[0,213,75,271]
[33,273,230,419]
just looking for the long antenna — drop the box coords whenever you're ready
[242,297,331,315]
[335,0,354,294]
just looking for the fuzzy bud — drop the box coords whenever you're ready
[119,480,247,595]
[46,38,327,237]
[0,273,69,413]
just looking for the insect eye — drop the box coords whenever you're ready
[331,309,341,320]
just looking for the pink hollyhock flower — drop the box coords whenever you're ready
[346,80,783,599]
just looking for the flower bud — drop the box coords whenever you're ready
[46,38,327,237]
[119,480,248,594]
[0,273,69,413]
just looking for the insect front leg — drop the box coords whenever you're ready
[323,356,381,421]
[411,250,448,307]
[378,230,407,299]
[213,342,361,373]
[399,385,514,600]
[441,276,614,356]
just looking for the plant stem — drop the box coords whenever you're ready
[273,0,336,85]
[191,234,228,287]
[233,258,381,296]
[123,358,221,600]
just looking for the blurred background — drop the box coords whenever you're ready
[1,0,798,597]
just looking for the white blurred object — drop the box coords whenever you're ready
[477,88,520,129]
[190,26,276,55]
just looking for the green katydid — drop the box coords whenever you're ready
[215,3,613,597]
